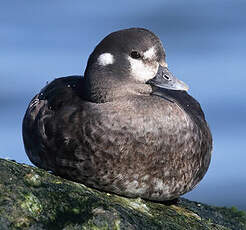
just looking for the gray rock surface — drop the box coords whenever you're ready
[0,158,245,230]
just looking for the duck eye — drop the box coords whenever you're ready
[130,51,141,59]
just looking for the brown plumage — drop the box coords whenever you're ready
[23,28,212,201]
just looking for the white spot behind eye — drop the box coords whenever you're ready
[97,53,114,66]
[143,46,156,59]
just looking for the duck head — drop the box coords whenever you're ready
[84,28,189,102]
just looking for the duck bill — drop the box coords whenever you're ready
[147,65,189,91]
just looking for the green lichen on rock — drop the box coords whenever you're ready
[20,192,43,216]
[0,158,245,230]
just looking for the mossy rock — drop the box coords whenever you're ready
[0,158,245,230]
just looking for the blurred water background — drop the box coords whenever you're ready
[1,0,246,210]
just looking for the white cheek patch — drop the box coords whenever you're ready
[97,53,115,66]
[143,46,156,60]
[162,62,168,68]
[128,56,158,83]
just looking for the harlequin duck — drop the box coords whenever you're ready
[23,28,212,201]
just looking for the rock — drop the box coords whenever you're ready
[0,158,245,230]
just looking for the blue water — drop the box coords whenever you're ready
[1,0,246,210]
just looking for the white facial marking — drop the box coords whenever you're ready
[143,46,156,60]
[162,62,168,68]
[97,53,114,66]
[128,56,158,83]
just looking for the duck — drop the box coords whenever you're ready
[22,28,212,201]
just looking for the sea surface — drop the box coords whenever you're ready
[1,0,246,210]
